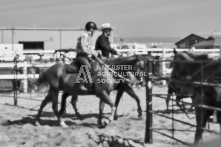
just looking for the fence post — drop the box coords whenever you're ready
[23,61,28,93]
[219,48,221,59]
[145,59,153,144]
[13,55,18,106]
[161,48,166,85]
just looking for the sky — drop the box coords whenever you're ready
[0,0,221,38]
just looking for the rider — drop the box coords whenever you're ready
[74,21,98,91]
[95,23,118,58]
[95,23,130,83]
[75,21,97,70]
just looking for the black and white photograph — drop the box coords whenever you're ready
[0,0,221,146]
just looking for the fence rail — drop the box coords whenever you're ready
[0,47,220,92]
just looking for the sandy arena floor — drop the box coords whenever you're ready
[0,85,220,147]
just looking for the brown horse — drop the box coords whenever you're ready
[59,55,160,121]
[171,49,221,144]
[59,55,145,121]
[35,55,143,127]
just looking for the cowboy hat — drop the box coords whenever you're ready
[100,23,113,31]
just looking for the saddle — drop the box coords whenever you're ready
[67,59,95,93]
[66,60,79,73]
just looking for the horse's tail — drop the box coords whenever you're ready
[31,71,49,92]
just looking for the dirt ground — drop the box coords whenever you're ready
[0,86,220,147]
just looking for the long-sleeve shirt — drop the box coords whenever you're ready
[95,34,117,57]
[76,32,94,55]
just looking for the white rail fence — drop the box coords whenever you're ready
[0,62,55,93]
[0,48,220,92]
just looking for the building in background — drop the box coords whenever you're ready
[193,36,221,49]
[175,34,206,48]
[0,28,101,50]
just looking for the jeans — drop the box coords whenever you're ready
[75,54,91,70]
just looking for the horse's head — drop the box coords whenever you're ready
[172,49,211,80]
[132,61,143,81]
[171,49,196,79]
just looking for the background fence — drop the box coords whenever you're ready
[0,47,220,105]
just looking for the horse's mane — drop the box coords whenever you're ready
[181,51,210,60]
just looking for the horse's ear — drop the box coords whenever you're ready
[173,48,177,55]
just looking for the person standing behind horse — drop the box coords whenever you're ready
[95,23,118,58]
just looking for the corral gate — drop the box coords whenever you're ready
[144,58,221,145]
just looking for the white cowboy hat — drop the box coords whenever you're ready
[100,23,113,31]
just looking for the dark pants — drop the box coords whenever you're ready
[75,54,91,70]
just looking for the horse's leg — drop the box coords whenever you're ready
[114,90,124,120]
[59,92,70,115]
[70,95,82,120]
[194,108,212,144]
[189,97,194,112]
[51,89,68,128]
[176,96,183,109]
[176,96,193,119]
[35,93,51,125]
[97,90,116,126]
[98,100,105,126]
[176,96,186,113]
[124,85,142,118]
[166,87,173,111]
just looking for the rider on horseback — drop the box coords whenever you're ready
[95,23,118,58]
[75,21,97,70]
[95,23,130,83]
[73,21,98,92]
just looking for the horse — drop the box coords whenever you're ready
[35,55,143,128]
[59,55,145,121]
[171,49,221,144]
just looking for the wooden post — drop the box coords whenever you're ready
[161,48,166,85]
[23,61,28,93]
[144,59,153,144]
[13,55,18,106]
[12,28,18,106]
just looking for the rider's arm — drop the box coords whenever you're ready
[80,34,94,55]
[99,37,118,55]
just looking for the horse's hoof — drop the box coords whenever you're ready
[138,112,142,118]
[138,115,143,120]
[35,121,41,126]
[101,118,110,127]
[98,124,105,129]
[60,121,68,128]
